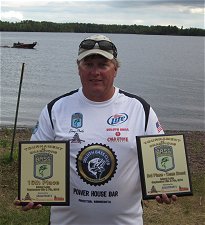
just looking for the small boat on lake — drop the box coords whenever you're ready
[12,41,37,49]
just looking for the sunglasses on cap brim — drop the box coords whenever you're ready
[79,39,117,58]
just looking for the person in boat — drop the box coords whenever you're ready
[14,34,177,225]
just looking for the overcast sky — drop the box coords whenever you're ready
[1,0,204,29]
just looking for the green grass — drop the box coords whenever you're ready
[0,152,50,225]
[143,173,205,225]
[0,205,50,225]
[0,139,10,148]
[192,139,204,153]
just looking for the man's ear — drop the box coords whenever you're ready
[77,64,80,75]
[77,60,80,73]
[114,67,118,76]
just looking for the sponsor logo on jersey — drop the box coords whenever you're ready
[71,113,83,128]
[71,133,85,144]
[154,145,175,172]
[106,128,129,132]
[34,153,53,180]
[106,127,129,142]
[107,136,128,142]
[107,113,128,126]
[76,143,118,186]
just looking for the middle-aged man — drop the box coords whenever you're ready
[15,34,177,225]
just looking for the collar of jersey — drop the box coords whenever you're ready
[79,86,119,106]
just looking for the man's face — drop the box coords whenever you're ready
[78,55,117,102]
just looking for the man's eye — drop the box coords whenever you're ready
[100,63,108,67]
[85,63,93,67]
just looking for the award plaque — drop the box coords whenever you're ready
[136,134,193,199]
[18,141,70,205]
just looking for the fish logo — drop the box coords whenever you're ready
[76,143,118,186]
[34,153,53,180]
[71,113,83,128]
[154,145,175,172]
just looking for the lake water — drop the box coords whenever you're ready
[0,32,204,131]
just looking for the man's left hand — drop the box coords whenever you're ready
[155,193,177,204]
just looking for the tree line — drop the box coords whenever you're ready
[0,20,204,36]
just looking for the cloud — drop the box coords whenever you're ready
[1,0,204,28]
[178,6,204,14]
[1,11,24,21]
[190,8,204,14]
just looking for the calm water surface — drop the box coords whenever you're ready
[0,32,204,131]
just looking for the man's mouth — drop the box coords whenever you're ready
[90,79,102,82]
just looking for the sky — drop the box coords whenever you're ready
[1,0,205,29]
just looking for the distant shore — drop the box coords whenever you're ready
[1,20,204,36]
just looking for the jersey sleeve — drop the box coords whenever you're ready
[31,105,55,141]
[145,107,164,135]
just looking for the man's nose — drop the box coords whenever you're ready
[90,66,101,75]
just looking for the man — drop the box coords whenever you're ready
[15,34,176,224]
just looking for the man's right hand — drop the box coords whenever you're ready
[14,199,42,211]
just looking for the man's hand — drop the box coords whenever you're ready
[155,193,177,204]
[14,198,42,211]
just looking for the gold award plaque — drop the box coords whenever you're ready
[18,141,70,205]
[136,134,193,199]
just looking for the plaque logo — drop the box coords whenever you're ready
[34,153,53,180]
[154,145,175,172]
[76,143,118,186]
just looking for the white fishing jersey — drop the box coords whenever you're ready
[31,87,164,225]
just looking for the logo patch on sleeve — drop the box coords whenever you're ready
[32,121,39,134]
[76,143,118,186]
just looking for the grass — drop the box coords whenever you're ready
[0,128,50,225]
[0,154,50,225]
[0,128,204,225]
[143,173,205,225]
